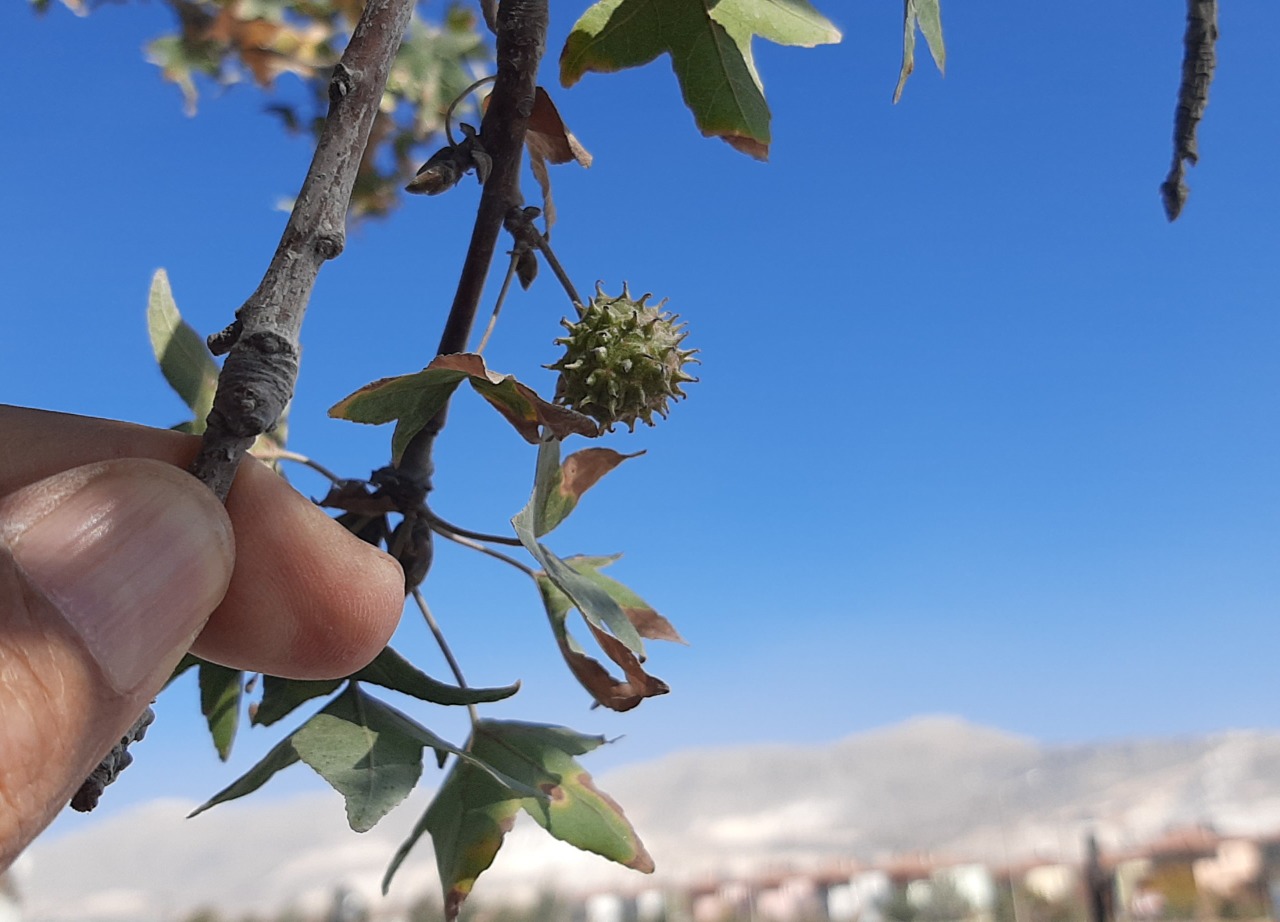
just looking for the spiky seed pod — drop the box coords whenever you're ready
[548,282,699,432]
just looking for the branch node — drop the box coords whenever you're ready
[328,63,355,104]
[315,233,346,260]
[208,332,299,439]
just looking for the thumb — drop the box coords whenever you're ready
[0,459,234,864]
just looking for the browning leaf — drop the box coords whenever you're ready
[330,353,597,462]
[390,721,650,916]
[525,87,593,167]
[529,438,644,536]
[893,0,946,104]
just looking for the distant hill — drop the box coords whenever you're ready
[21,716,1280,921]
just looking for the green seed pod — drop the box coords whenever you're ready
[547,283,699,432]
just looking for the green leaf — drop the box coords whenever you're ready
[329,353,596,463]
[560,0,841,159]
[384,757,521,911]
[893,0,946,103]
[198,662,243,761]
[147,269,219,433]
[396,720,651,918]
[288,684,531,833]
[252,675,343,727]
[188,733,303,818]
[291,685,432,833]
[354,646,520,707]
[513,445,644,654]
[328,366,467,462]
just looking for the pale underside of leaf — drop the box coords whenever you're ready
[513,440,644,653]
[147,268,219,431]
[893,0,946,104]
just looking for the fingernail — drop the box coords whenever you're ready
[2,460,235,694]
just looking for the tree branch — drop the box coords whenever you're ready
[1161,0,1217,222]
[191,0,416,499]
[396,0,549,484]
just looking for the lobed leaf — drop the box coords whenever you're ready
[329,353,596,463]
[328,364,469,462]
[198,662,243,761]
[252,675,342,727]
[385,756,521,913]
[291,685,429,832]
[560,0,840,159]
[147,269,219,433]
[435,354,598,443]
[189,733,303,818]
[470,721,651,874]
[393,720,651,918]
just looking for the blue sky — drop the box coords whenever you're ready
[4,1,1279,831]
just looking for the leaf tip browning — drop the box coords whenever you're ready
[721,133,770,161]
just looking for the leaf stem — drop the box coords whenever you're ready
[411,589,479,726]
[434,528,536,577]
[250,448,344,484]
[535,231,582,308]
[474,251,520,354]
[445,75,498,147]
[423,506,524,546]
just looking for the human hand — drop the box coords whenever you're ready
[0,406,405,867]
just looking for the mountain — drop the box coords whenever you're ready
[19,716,1280,921]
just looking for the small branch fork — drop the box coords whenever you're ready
[191,0,416,500]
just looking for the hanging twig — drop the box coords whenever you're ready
[1161,0,1218,222]
[191,0,416,500]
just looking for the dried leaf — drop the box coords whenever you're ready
[535,556,681,711]
[525,87,593,167]
[514,441,643,654]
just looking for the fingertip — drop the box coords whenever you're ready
[192,457,405,680]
